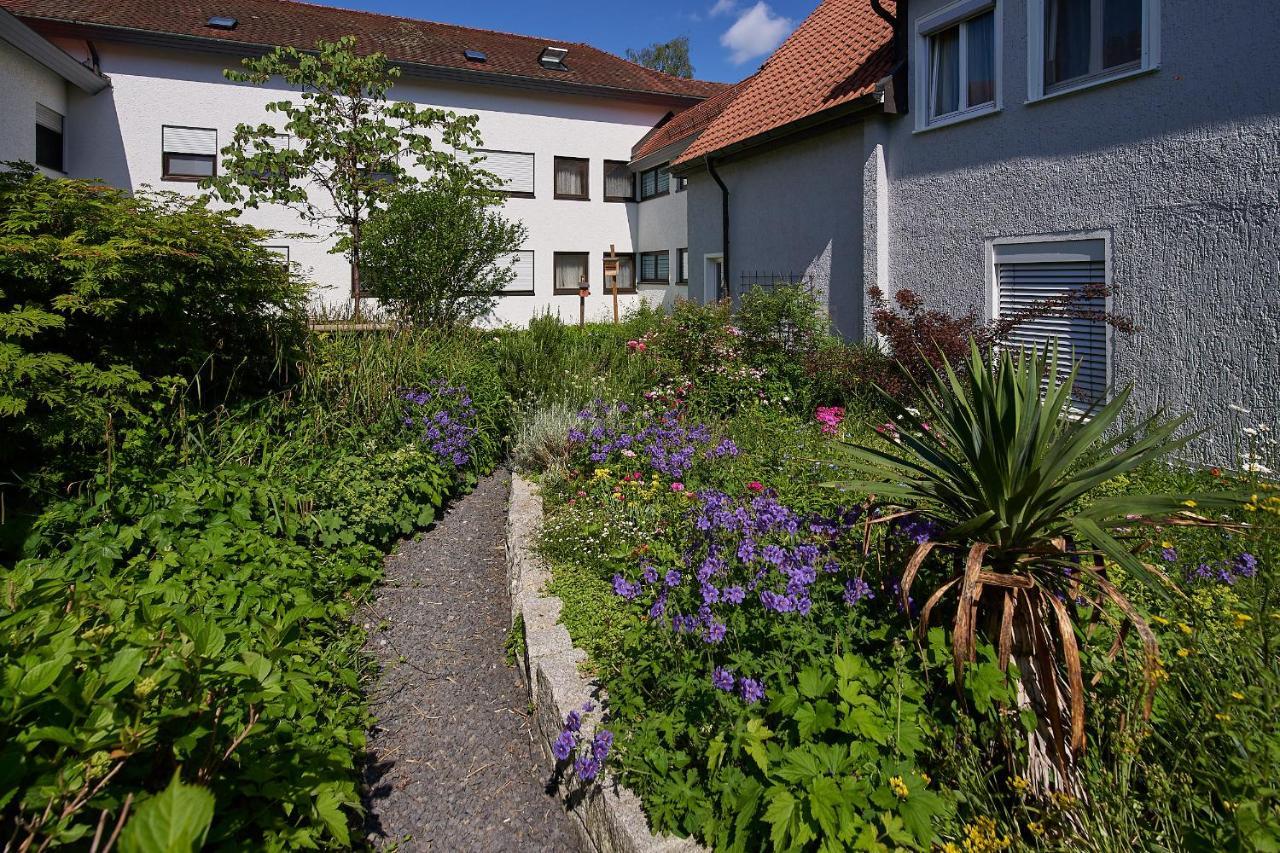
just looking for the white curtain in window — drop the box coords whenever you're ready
[931,27,960,116]
[966,11,996,106]
[555,159,586,197]
[555,254,587,290]
[605,163,633,199]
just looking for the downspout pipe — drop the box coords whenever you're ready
[870,0,909,114]
[706,156,729,302]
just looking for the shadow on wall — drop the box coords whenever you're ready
[65,85,131,189]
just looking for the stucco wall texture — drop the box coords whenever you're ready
[685,124,867,337]
[0,36,65,172]
[880,0,1280,462]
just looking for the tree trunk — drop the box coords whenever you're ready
[351,218,363,320]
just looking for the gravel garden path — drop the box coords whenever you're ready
[360,469,579,852]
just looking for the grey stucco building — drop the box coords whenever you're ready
[643,0,1280,463]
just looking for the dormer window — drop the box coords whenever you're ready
[206,15,238,29]
[539,46,569,70]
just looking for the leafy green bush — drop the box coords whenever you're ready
[362,175,527,327]
[0,164,307,494]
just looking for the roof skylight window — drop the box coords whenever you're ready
[538,46,569,70]
[206,15,238,29]
[463,49,487,62]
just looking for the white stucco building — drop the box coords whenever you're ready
[0,0,721,324]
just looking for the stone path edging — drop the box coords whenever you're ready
[506,473,707,853]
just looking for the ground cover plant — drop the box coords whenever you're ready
[529,289,1279,851]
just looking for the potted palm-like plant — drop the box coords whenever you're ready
[833,341,1239,792]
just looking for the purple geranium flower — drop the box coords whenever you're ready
[738,678,766,704]
[553,730,577,761]
[712,667,735,691]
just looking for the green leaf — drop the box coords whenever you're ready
[18,656,67,696]
[119,773,215,853]
[313,784,352,846]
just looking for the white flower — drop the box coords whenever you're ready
[1244,463,1274,474]
[1228,404,1251,414]
[1243,427,1259,437]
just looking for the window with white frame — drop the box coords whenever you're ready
[161,125,217,181]
[501,249,535,294]
[917,1,997,129]
[1030,0,1157,98]
[477,150,535,197]
[993,238,1109,404]
[677,248,689,283]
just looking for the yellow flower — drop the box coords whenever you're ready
[1216,713,1232,722]
[1178,623,1193,635]
[889,776,909,799]
[1230,691,1245,700]
[1161,540,1174,549]
[1151,615,1170,626]
[918,772,931,786]
[942,844,961,853]
[1182,500,1198,508]
[1028,821,1044,836]
[1234,612,1253,628]
[1177,648,1191,658]
[1011,775,1030,795]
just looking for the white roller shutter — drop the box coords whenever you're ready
[994,240,1108,404]
[476,150,534,195]
[501,250,535,294]
[36,104,63,131]
[162,126,217,155]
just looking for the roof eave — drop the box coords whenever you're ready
[17,16,711,106]
[0,7,109,93]
[630,136,694,171]
[670,90,885,174]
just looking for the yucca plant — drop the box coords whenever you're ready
[833,341,1239,791]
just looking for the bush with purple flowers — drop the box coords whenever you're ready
[403,380,481,468]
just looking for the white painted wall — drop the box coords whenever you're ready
[635,183,690,308]
[0,36,67,174]
[51,38,678,326]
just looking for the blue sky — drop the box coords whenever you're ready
[329,0,816,83]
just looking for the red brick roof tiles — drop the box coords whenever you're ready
[673,0,894,165]
[631,75,754,162]
[3,0,726,101]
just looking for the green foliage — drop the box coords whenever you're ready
[118,773,216,853]
[0,328,507,849]
[206,36,489,300]
[0,164,307,494]
[362,175,527,327]
[625,36,695,78]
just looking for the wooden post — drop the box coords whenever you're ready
[606,243,620,324]
[578,278,588,329]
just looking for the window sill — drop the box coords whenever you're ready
[638,279,669,286]
[499,290,536,296]
[638,191,671,202]
[161,175,210,183]
[554,194,591,202]
[604,197,633,204]
[1027,64,1157,105]
[554,288,588,296]
[913,103,1000,134]
[499,191,536,199]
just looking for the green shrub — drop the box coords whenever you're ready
[362,175,527,328]
[0,164,307,494]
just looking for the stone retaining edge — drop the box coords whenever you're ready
[506,473,706,853]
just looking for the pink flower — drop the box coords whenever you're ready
[671,482,685,492]
[815,406,845,435]
[746,481,764,493]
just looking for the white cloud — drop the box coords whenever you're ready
[708,0,738,17]
[720,1,793,65]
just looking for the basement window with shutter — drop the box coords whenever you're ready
[35,104,64,172]
[500,250,536,295]
[476,150,535,197]
[993,238,1109,405]
[162,125,217,181]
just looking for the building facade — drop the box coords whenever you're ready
[0,0,719,324]
[670,0,1279,462]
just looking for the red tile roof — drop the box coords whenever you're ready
[673,0,894,165]
[631,75,754,163]
[3,0,726,101]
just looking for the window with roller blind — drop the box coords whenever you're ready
[639,250,670,284]
[993,239,1109,405]
[35,104,64,172]
[604,160,634,202]
[500,250,536,295]
[554,156,589,200]
[162,125,217,181]
[476,149,535,197]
